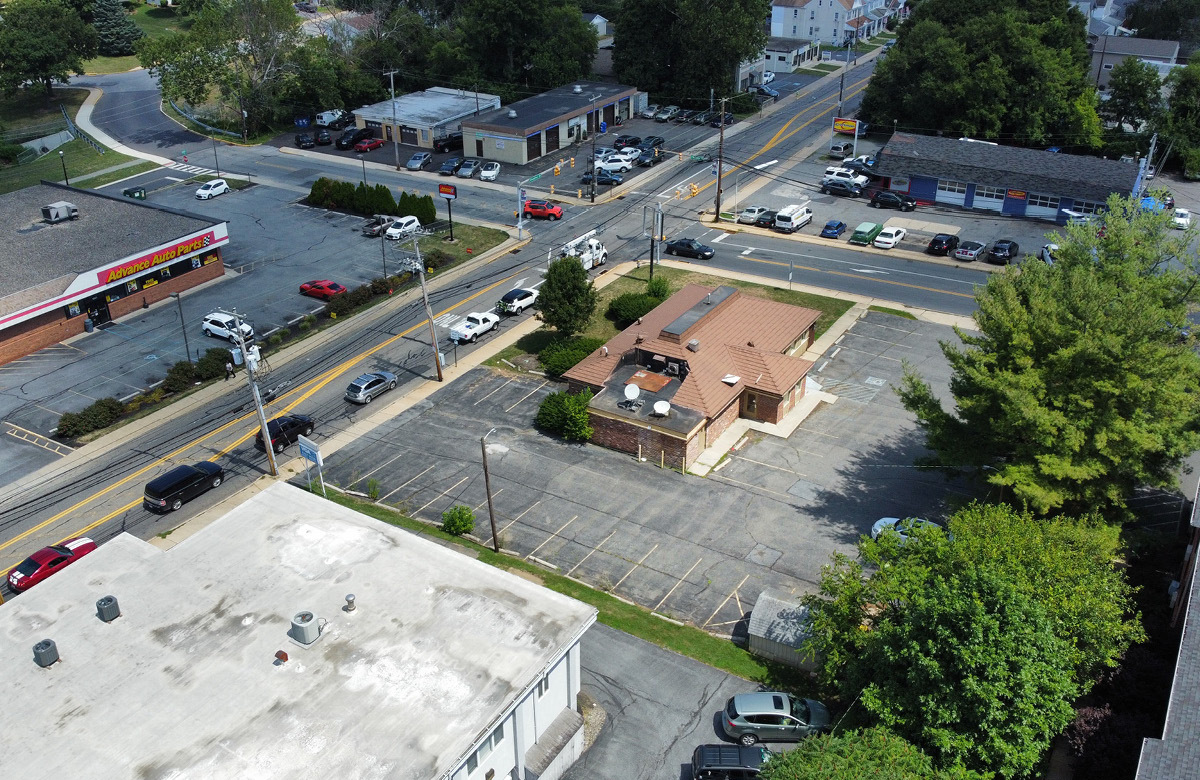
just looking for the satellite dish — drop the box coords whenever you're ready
[624,384,640,401]
[653,400,670,416]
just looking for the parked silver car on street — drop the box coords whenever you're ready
[344,371,398,404]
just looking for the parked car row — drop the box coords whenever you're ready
[690,691,832,778]
[638,104,734,127]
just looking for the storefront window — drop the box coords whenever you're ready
[67,302,82,317]
[125,280,139,294]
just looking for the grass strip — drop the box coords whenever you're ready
[84,161,163,189]
[0,138,139,195]
[319,488,770,681]
[868,305,916,320]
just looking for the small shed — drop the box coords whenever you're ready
[747,589,820,672]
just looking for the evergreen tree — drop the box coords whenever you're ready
[93,0,143,56]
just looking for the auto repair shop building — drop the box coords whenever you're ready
[462,81,639,165]
[0,183,228,365]
[353,86,501,149]
[874,133,1142,223]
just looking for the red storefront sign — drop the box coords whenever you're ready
[98,231,218,285]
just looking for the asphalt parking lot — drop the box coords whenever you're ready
[318,311,969,637]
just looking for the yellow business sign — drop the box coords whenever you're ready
[833,117,859,135]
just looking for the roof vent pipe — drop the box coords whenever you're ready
[573,84,582,93]
[507,109,518,119]
[96,595,121,622]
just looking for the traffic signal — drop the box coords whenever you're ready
[690,183,699,197]
[678,152,683,161]
[550,184,556,194]
[570,157,575,167]
[554,164,561,176]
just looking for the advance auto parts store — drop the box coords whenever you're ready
[0,184,229,365]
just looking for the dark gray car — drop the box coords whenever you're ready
[721,692,831,746]
[345,371,398,404]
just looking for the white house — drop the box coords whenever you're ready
[582,12,608,36]
[770,0,898,46]
[0,483,597,780]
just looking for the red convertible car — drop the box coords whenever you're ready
[7,537,98,592]
[299,279,347,301]
[354,138,385,152]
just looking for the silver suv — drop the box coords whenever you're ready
[721,692,831,746]
[344,371,397,404]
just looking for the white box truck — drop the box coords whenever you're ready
[551,230,608,270]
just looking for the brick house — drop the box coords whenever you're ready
[563,284,819,471]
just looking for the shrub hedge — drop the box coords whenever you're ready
[307,177,437,223]
[606,293,660,329]
[535,389,594,441]
[162,360,197,393]
[538,336,605,377]
[441,504,476,535]
[56,397,124,439]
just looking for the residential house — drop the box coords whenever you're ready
[770,0,898,47]
[1090,35,1180,89]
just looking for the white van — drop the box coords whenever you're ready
[774,202,814,233]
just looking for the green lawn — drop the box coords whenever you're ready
[80,160,163,189]
[868,305,916,320]
[418,224,509,265]
[812,62,841,72]
[84,5,191,74]
[486,265,854,372]
[0,87,88,131]
[0,138,140,195]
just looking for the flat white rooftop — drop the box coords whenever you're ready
[0,483,595,779]
[356,86,502,127]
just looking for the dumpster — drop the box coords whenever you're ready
[122,187,146,200]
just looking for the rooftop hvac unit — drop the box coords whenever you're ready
[96,595,121,623]
[42,201,79,224]
[290,610,320,644]
[687,339,700,352]
[666,362,679,376]
[573,84,582,93]
[33,639,60,667]
[507,109,518,119]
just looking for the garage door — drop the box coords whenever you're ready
[936,179,967,207]
[972,185,1004,212]
[400,127,418,145]
[1026,193,1061,219]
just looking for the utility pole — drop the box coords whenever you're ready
[590,94,599,203]
[169,292,193,366]
[713,97,727,222]
[481,428,500,552]
[650,203,663,280]
[223,309,277,476]
[211,137,220,177]
[387,69,400,170]
[407,237,444,382]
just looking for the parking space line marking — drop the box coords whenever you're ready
[816,360,829,372]
[473,489,502,514]
[829,347,841,359]
[474,378,515,406]
[708,473,794,499]
[736,456,806,476]
[351,450,409,489]
[844,333,912,348]
[505,381,547,413]
[703,574,750,628]
[795,427,840,439]
[526,515,577,560]
[567,530,615,576]
[379,464,435,502]
[495,500,540,540]
[653,557,703,611]
[834,346,902,362]
[613,544,659,590]
[414,477,469,514]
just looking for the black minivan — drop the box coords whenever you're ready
[691,744,771,779]
[144,462,225,513]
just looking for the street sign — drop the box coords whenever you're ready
[600,121,607,133]
[711,163,718,176]
[528,173,542,182]
[297,434,322,467]
[438,183,458,200]
[520,188,527,200]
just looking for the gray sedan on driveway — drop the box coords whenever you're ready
[345,371,398,404]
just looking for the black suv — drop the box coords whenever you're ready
[927,234,960,255]
[439,156,464,175]
[691,744,771,780]
[637,147,666,166]
[336,127,372,150]
[256,414,315,453]
[294,133,315,149]
[314,128,332,145]
[821,179,863,198]
[433,132,464,153]
[638,135,666,150]
[870,190,916,211]
[613,134,641,149]
[987,239,1020,265]
[144,462,225,513]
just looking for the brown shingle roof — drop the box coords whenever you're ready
[565,284,819,418]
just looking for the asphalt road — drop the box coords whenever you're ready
[0,53,981,581]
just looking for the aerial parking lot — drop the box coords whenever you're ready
[316,311,974,638]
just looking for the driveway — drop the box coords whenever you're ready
[568,624,756,780]
[317,311,970,638]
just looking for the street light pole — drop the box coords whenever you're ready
[406,237,444,382]
[169,293,193,366]
[387,68,400,170]
[59,150,69,185]
[589,93,600,203]
[361,157,367,186]
[212,137,220,177]
[481,427,500,552]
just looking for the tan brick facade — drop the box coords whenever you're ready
[589,409,693,471]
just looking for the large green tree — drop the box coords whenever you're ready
[137,0,301,137]
[1103,58,1163,130]
[896,195,1200,517]
[0,0,98,96]
[93,0,143,56]
[457,0,596,90]
[1162,58,1200,153]
[613,0,767,101]
[861,0,1098,146]
[537,256,598,337]
[804,503,1141,778]
[760,727,991,780]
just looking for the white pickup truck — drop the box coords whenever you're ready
[450,312,499,343]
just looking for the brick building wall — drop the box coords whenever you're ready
[0,259,224,367]
[706,396,742,443]
[589,411,691,470]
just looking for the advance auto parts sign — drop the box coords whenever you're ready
[99,231,218,285]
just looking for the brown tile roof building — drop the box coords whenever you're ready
[564,284,820,470]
